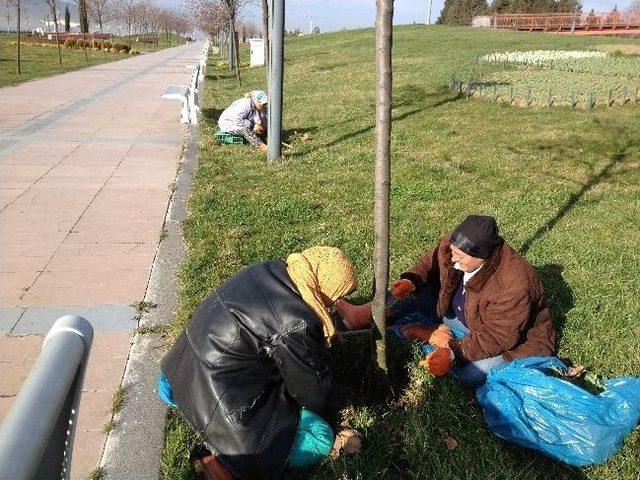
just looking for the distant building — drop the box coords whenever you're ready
[37,19,80,34]
[472,16,492,28]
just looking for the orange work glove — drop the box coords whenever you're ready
[391,279,415,300]
[429,324,453,349]
[401,323,452,349]
[418,348,453,376]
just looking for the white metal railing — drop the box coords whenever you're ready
[161,40,210,125]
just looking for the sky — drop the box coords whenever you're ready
[231,0,634,34]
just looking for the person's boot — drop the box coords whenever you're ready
[199,455,235,480]
[334,299,373,330]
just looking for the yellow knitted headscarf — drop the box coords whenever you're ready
[286,246,358,345]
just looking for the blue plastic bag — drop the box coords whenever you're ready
[476,357,640,467]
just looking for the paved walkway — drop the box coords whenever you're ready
[0,41,203,479]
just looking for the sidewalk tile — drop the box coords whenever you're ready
[75,388,117,433]
[18,269,150,306]
[0,333,44,362]
[12,305,136,334]
[0,271,41,306]
[69,430,105,480]
[0,308,25,333]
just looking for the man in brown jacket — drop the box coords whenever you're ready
[336,215,556,387]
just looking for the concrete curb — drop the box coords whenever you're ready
[99,122,199,479]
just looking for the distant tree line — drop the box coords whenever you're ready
[438,0,583,25]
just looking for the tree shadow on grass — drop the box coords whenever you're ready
[289,87,465,158]
[520,140,635,255]
[205,72,236,81]
[536,264,575,348]
[328,329,414,413]
[282,127,318,144]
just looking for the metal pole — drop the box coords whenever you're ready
[427,0,432,25]
[0,315,93,480]
[267,0,284,163]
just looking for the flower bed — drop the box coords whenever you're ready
[449,49,639,108]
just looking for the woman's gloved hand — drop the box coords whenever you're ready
[391,279,415,300]
[400,323,452,348]
[401,324,436,343]
[418,348,453,376]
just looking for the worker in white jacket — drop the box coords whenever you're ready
[218,90,268,151]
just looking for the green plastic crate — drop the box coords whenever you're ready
[214,131,247,145]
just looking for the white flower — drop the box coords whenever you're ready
[481,50,607,64]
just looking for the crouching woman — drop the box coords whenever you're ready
[218,90,268,152]
[158,246,358,479]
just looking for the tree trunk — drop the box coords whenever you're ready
[79,0,88,60]
[230,16,241,86]
[372,0,394,376]
[81,30,88,60]
[261,0,269,76]
[16,0,20,74]
[52,1,62,66]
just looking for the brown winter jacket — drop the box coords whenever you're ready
[400,235,556,362]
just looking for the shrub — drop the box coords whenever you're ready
[112,42,130,54]
[102,41,112,50]
[95,41,102,50]
[130,49,140,55]
[64,38,75,49]
[74,38,84,48]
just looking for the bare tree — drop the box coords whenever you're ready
[73,0,89,59]
[2,0,11,33]
[8,0,20,73]
[136,0,152,34]
[372,0,394,376]
[189,0,226,37]
[42,0,62,65]
[261,0,267,73]
[220,0,245,86]
[117,0,140,43]
[187,0,248,85]
[88,0,115,32]
[629,0,640,12]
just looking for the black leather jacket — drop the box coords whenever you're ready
[161,261,333,479]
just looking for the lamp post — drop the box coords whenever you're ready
[267,0,284,163]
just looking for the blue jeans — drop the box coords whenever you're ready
[390,289,506,388]
[442,318,506,388]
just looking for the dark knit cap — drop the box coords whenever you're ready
[451,215,501,259]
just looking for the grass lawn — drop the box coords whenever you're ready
[162,25,639,480]
[0,33,186,87]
